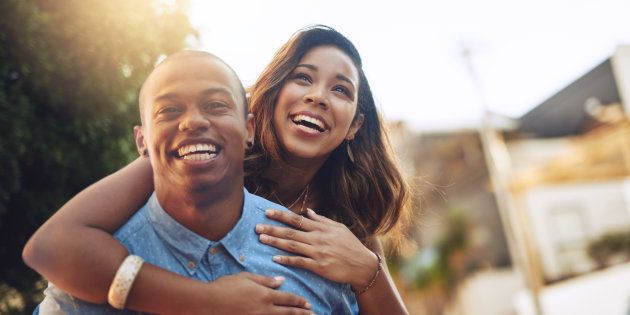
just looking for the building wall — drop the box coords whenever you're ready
[523,180,630,281]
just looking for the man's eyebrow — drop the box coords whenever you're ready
[153,92,179,103]
[295,64,356,89]
[199,87,235,98]
[153,87,236,103]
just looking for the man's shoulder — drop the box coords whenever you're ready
[113,202,152,243]
[245,190,291,215]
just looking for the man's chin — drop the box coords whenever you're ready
[186,181,217,194]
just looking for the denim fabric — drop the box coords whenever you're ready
[38,189,358,314]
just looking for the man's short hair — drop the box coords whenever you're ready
[138,50,248,124]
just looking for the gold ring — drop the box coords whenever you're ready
[297,215,304,230]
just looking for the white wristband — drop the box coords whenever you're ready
[107,255,144,309]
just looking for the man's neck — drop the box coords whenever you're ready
[155,182,244,241]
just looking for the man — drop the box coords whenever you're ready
[36,51,358,314]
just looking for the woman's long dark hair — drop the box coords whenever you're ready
[245,25,411,245]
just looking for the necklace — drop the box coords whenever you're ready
[277,184,309,215]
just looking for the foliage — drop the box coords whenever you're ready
[393,208,471,315]
[0,0,195,312]
[587,229,630,268]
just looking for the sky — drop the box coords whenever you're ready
[185,0,630,131]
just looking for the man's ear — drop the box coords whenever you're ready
[133,126,148,157]
[245,113,255,149]
[346,113,364,140]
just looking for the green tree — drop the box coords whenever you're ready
[0,0,196,312]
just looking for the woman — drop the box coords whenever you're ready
[24,25,411,314]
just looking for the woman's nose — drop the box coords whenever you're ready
[303,86,329,108]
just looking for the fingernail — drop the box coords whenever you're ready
[260,234,268,242]
[305,302,312,309]
[266,209,275,216]
[307,208,315,214]
[274,276,285,283]
[255,224,263,233]
[272,256,282,263]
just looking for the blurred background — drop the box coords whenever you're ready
[1,0,630,314]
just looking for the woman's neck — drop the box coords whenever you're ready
[263,156,324,206]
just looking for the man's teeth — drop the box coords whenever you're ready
[182,153,216,161]
[177,143,216,157]
[292,114,325,130]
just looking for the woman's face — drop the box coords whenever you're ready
[273,45,363,164]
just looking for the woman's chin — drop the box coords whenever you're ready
[284,147,330,165]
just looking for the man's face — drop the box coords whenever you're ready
[136,55,254,196]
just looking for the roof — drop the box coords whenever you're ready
[518,59,621,137]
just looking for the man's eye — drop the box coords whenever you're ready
[203,102,228,112]
[158,106,180,114]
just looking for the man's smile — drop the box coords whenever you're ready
[175,143,220,160]
[172,140,222,162]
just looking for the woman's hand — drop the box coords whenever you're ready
[255,208,379,290]
[187,272,313,315]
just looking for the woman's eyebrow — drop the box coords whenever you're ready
[295,64,356,88]
[336,74,356,89]
[295,63,316,71]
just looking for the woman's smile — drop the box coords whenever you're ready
[273,45,360,161]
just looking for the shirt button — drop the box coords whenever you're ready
[239,255,245,262]
[188,261,196,269]
[209,247,218,255]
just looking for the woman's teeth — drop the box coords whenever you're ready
[292,115,325,132]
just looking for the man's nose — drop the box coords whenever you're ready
[179,108,210,132]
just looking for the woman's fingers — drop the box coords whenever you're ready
[259,233,315,256]
[268,290,313,310]
[269,305,314,315]
[229,272,313,313]
[265,209,318,231]
[305,208,339,226]
[256,224,310,244]
[272,255,319,272]
[240,272,285,288]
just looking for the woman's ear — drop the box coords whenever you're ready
[133,126,148,157]
[346,113,364,140]
[245,113,255,149]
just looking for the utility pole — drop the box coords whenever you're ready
[460,46,545,315]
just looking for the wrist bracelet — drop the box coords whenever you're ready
[352,252,382,296]
[108,255,144,309]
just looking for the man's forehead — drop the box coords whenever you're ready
[139,52,246,117]
[149,55,238,91]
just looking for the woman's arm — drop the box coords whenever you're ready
[23,157,154,302]
[357,237,408,315]
[256,208,409,315]
[23,157,312,314]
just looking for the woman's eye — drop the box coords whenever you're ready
[293,73,312,83]
[333,86,350,96]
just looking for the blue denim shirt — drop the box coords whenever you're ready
[39,189,358,314]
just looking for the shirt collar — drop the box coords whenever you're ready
[147,193,214,276]
[146,189,259,274]
[219,188,259,266]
